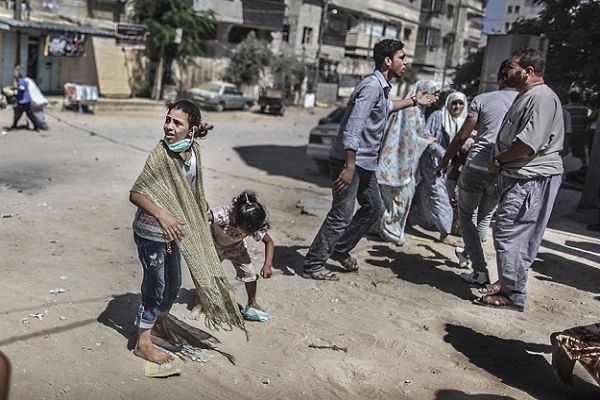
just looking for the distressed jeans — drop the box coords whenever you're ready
[303,158,384,273]
[457,165,499,271]
[134,234,182,329]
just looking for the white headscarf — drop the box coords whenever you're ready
[441,91,467,141]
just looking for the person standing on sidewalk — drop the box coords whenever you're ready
[436,60,517,286]
[474,48,564,311]
[302,39,433,281]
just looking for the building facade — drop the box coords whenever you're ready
[0,0,138,97]
[502,0,543,33]
[412,0,485,89]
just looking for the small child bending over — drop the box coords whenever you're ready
[192,191,274,321]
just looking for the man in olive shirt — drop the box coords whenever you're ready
[476,48,564,311]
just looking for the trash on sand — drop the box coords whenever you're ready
[24,313,45,322]
[262,379,270,385]
[144,361,181,378]
[49,288,66,294]
[422,325,429,331]
[1,213,15,218]
[308,341,347,353]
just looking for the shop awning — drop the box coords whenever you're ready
[0,17,116,38]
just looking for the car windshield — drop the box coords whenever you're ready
[197,82,221,93]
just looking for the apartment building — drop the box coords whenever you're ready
[412,0,485,88]
[502,0,543,32]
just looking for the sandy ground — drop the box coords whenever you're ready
[1,102,600,400]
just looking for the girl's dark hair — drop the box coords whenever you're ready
[167,100,213,138]
[231,190,269,233]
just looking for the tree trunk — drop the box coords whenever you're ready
[151,54,164,101]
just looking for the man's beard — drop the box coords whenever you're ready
[506,70,526,88]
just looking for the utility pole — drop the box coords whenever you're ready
[441,0,462,90]
[313,0,330,91]
[14,0,22,69]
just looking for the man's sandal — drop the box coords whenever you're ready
[472,294,524,312]
[302,270,339,281]
[478,281,501,295]
[331,254,359,272]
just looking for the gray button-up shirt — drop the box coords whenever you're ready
[329,70,392,171]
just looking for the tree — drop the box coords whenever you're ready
[452,48,484,99]
[270,53,306,99]
[224,32,272,88]
[132,0,216,99]
[511,0,600,102]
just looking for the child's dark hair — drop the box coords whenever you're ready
[167,100,213,138]
[231,191,269,234]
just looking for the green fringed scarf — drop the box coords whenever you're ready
[131,141,245,331]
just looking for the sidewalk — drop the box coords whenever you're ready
[45,95,165,112]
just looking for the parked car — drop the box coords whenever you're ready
[190,81,254,112]
[306,106,346,174]
[258,88,285,116]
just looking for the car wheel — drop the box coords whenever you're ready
[316,160,329,174]
[215,103,224,112]
[278,106,285,116]
[243,102,252,111]
[260,105,266,113]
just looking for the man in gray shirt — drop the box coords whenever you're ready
[437,60,517,286]
[302,39,432,280]
[474,48,564,311]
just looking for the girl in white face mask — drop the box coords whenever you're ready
[129,100,245,365]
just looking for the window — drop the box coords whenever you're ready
[384,23,399,39]
[421,0,445,13]
[282,24,289,42]
[224,87,241,95]
[507,5,513,13]
[505,22,511,31]
[447,4,454,18]
[302,27,313,44]
[403,27,412,41]
[416,27,441,47]
[514,5,520,13]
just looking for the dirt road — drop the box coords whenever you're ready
[1,104,599,399]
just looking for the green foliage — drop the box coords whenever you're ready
[132,0,216,65]
[270,53,306,98]
[224,32,272,87]
[452,48,484,99]
[511,0,600,102]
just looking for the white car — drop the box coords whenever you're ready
[306,107,346,173]
[190,81,255,112]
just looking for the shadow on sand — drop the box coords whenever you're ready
[533,250,600,294]
[443,324,599,399]
[233,145,329,187]
[366,244,474,301]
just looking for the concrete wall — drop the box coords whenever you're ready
[59,37,98,87]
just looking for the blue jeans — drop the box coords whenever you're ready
[134,234,182,329]
[457,165,499,271]
[303,158,384,273]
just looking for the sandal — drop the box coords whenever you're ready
[331,254,359,272]
[478,281,501,295]
[473,294,524,312]
[302,270,339,281]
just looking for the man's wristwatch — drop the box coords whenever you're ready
[411,95,418,106]
[492,157,502,167]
